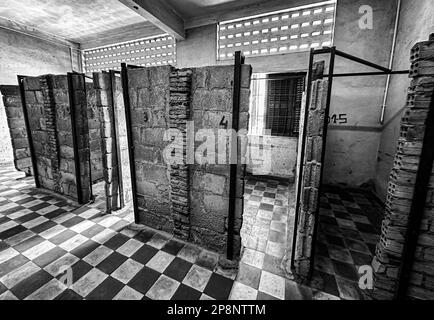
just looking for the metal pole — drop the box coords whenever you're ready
[67,73,84,204]
[395,86,434,300]
[309,46,336,277]
[334,49,391,73]
[227,51,244,260]
[17,75,40,188]
[121,63,140,224]
[291,48,315,268]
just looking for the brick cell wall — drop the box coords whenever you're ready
[189,65,250,256]
[93,72,119,212]
[22,74,90,202]
[372,36,434,300]
[129,67,173,232]
[294,79,328,278]
[0,85,32,173]
[70,74,91,203]
[86,83,103,183]
[114,75,133,205]
[129,64,251,258]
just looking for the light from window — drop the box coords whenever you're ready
[83,34,176,73]
[217,0,336,60]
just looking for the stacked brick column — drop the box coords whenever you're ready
[0,85,32,174]
[169,69,193,240]
[94,72,119,213]
[372,35,434,300]
[294,79,328,278]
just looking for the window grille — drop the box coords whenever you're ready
[217,0,336,60]
[249,74,305,137]
[83,34,176,73]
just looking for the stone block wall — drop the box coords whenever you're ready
[86,82,103,183]
[294,79,328,278]
[128,66,173,232]
[93,72,119,212]
[0,85,32,174]
[113,74,133,206]
[21,74,90,202]
[372,36,434,300]
[127,64,251,258]
[189,65,250,256]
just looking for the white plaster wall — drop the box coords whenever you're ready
[176,0,398,188]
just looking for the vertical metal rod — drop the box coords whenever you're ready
[227,51,244,260]
[17,75,40,188]
[309,46,336,277]
[67,73,84,204]
[395,87,434,300]
[291,48,315,268]
[121,63,139,224]
[110,70,124,209]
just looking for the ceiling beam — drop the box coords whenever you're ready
[80,21,164,50]
[0,16,80,49]
[118,0,185,40]
[184,0,329,29]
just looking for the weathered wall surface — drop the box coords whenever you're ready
[86,83,103,183]
[94,72,120,213]
[294,79,328,278]
[0,27,79,163]
[0,85,32,174]
[372,35,434,300]
[247,135,297,179]
[128,64,251,257]
[129,67,173,232]
[375,0,434,200]
[189,65,250,255]
[176,0,397,190]
[22,74,90,202]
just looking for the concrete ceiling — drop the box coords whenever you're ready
[166,0,264,20]
[0,0,146,42]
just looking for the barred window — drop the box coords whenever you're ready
[217,0,336,60]
[83,34,176,73]
[249,73,305,137]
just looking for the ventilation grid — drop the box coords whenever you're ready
[217,0,336,60]
[83,34,176,73]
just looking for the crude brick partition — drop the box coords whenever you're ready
[129,66,173,232]
[294,79,328,278]
[0,85,32,174]
[86,82,103,183]
[372,36,434,300]
[127,64,251,258]
[169,69,192,240]
[21,74,91,202]
[93,72,120,213]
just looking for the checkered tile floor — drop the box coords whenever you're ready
[230,176,340,300]
[1,163,374,300]
[308,185,384,300]
[0,165,235,300]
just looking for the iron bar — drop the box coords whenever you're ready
[227,51,245,260]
